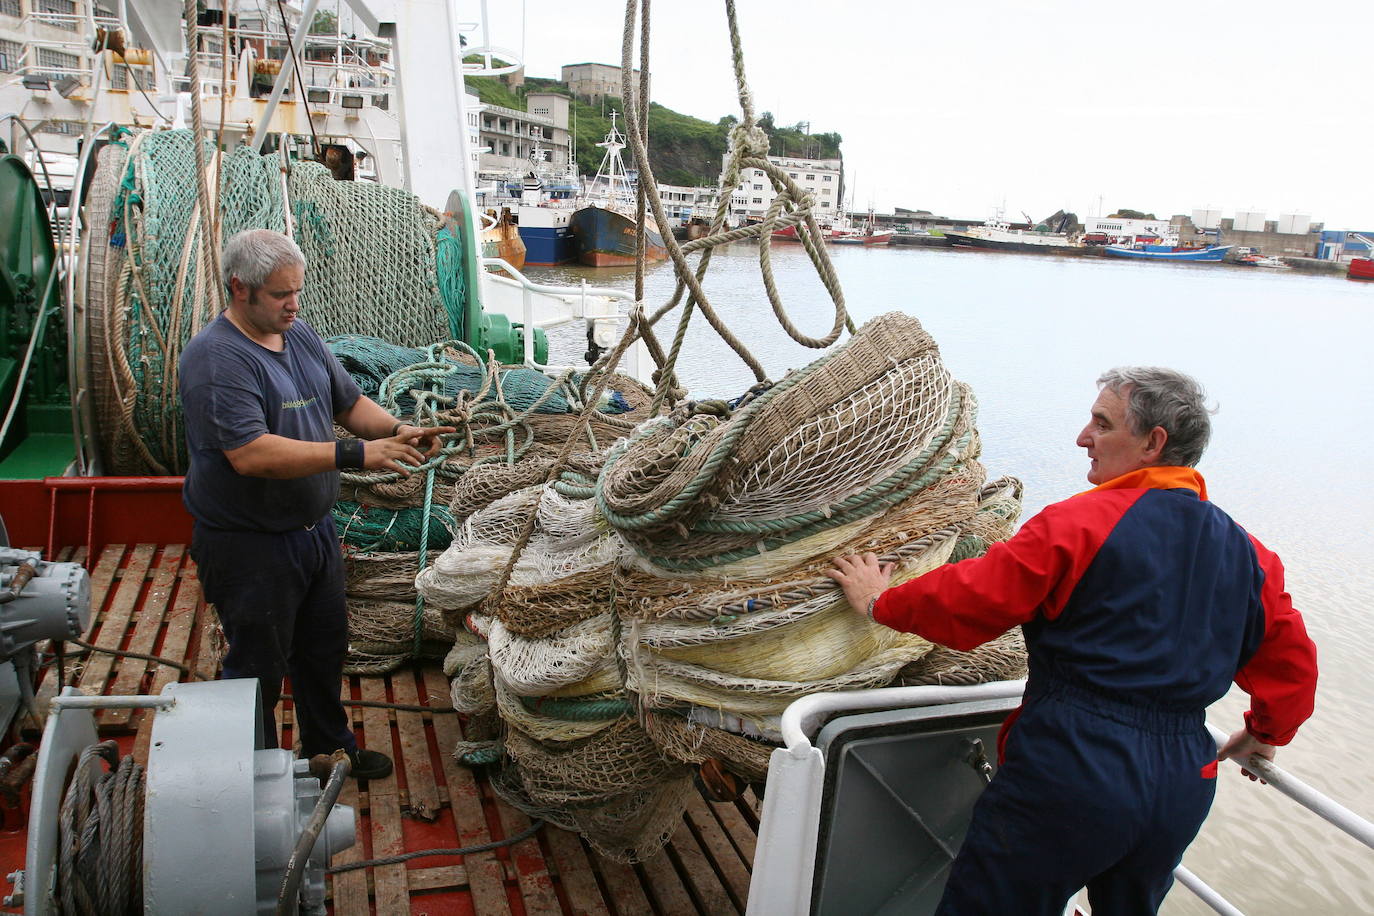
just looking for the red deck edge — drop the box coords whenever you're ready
[0,477,193,564]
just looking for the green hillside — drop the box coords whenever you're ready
[464,75,841,188]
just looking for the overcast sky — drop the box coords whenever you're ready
[454,0,1372,229]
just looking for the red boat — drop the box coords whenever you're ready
[1349,258,1374,281]
[770,222,834,242]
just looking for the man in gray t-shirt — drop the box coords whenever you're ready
[180,229,451,780]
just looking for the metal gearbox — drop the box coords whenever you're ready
[22,680,355,914]
[0,548,90,661]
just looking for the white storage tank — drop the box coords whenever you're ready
[1277,213,1311,235]
[1234,210,1267,232]
[1191,208,1222,229]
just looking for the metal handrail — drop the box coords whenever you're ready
[480,257,637,307]
[479,258,638,373]
[1205,722,1374,851]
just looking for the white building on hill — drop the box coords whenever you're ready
[723,153,842,224]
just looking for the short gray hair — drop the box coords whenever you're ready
[1097,367,1214,467]
[222,229,305,293]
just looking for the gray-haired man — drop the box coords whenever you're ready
[179,228,452,779]
[828,367,1317,914]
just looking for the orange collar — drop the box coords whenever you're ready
[1085,466,1208,500]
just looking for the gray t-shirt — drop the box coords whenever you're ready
[179,314,362,531]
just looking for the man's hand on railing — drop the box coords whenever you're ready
[1218,727,1277,783]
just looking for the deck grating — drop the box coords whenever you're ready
[37,543,759,914]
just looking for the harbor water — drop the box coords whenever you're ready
[528,243,1374,914]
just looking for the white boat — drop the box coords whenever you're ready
[1239,254,1291,269]
[944,213,1081,253]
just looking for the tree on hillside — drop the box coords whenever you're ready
[1108,209,1157,220]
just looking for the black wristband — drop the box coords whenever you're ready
[335,438,365,470]
[390,421,404,437]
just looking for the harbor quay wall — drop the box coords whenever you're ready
[1283,257,1347,275]
[1218,227,1319,258]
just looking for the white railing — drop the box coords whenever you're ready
[755,683,1374,916]
[479,258,639,376]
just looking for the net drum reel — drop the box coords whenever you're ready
[15,680,356,914]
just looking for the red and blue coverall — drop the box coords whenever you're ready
[871,466,1318,915]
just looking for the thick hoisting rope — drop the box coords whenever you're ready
[617,0,856,415]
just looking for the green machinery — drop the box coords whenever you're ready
[0,154,72,477]
[442,189,548,366]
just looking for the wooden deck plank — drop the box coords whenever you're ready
[79,544,154,704]
[684,792,751,911]
[542,827,612,916]
[741,789,763,822]
[103,546,184,728]
[131,558,204,765]
[588,851,655,916]
[490,796,561,916]
[328,777,371,916]
[709,793,758,868]
[405,864,469,893]
[634,847,698,916]
[358,676,408,912]
[666,813,739,916]
[391,666,441,822]
[421,668,512,916]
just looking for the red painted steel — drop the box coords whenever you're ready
[0,477,192,561]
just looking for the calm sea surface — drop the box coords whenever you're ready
[527,243,1374,914]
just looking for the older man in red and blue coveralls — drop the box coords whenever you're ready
[828,366,1318,915]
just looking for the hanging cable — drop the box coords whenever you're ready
[274,0,322,160]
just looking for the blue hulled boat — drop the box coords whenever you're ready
[1103,244,1232,262]
[569,114,667,267]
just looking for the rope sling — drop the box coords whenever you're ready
[410,0,1029,862]
[73,0,1030,863]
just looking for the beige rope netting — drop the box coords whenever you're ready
[404,0,1036,862]
[419,310,1028,861]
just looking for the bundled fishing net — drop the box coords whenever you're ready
[331,340,650,672]
[418,311,1028,861]
[83,129,455,475]
[342,551,456,674]
[87,130,286,473]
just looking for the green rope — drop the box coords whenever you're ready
[457,746,502,767]
[517,695,633,721]
[413,465,438,660]
[332,499,454,552]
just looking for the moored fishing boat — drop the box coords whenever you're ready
[1350,257,1374,280]
[830,226,895,245]
[569,114,667,267]
[481,206,527,270]
[1104,243,1233,262]
[944,214,1084,255]
[569,201,668,266]
[507,145,581,266]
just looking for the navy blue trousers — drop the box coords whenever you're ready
[936,681,1217,916]
[191,518,357,758]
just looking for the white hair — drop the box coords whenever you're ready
[1097,366,1215,467]
[221,229,305,293]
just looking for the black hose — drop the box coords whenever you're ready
[276,755,350,915]
[326,818,546,873]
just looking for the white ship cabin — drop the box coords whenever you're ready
[1083,216,1175,246]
